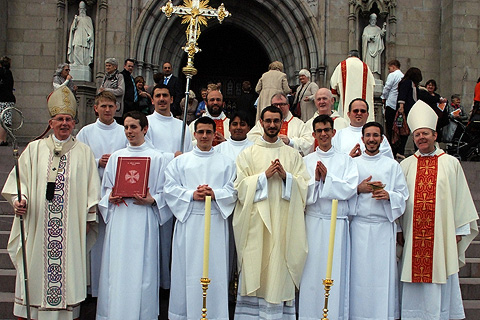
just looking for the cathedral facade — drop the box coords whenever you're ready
[0,0,478,138]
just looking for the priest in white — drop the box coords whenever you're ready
[145,83,192,289]
[398,101,479,320]
[234,106,310,319]
[332,98,393,158]
[76,91,127,297]
[299,115,358,320]
[2,86,100,320]
[247,92,313,155]
[96,111,171,320]
[165,117,237,320]
[330,50,375,121]
[349,122,409,320]
[189,90,230,146]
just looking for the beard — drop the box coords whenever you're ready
[264,127,280,138]
[365,143,380,154]
[207,105,222,117]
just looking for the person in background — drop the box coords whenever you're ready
[134,76,153,115]
[53,63,77,94]
[0,56,15,146]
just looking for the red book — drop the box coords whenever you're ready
[112,157,151,198]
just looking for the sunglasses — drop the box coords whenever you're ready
[352,109,367,114]
[314,128,332,133]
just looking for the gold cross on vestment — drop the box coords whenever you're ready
[419,158,435,175]
[414,229,433,247]
[413,266,432,282]
[162,0,231,73]
[416,192,434,211]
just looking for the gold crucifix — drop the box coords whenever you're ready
[162,0,231,76]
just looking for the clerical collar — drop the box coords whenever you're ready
[362,151,382,160]
[419,147,437,157]
[127,142,149,152]
[193,146,215,156]
[348,124,362,132]
[229,138,249,146]
[209,112,225,120]
[153,111,173,119]
[96,118,118,130]
[53,135,71,144]
[316,145,334,155]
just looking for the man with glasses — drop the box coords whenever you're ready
[332,98,393,158]
[349,122,408,320]
[298,115,358,320]
[234,106,310,319]
[2,85,100,320]
[247,92,313,154]
[165,116,237,320]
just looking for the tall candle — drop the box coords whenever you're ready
[326,199,338,279]
[202,196,212,278]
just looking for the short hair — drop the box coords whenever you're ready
[124,110,148,129]
[163,62,172,68]
[268,61,284,72]
[387,59,401,68]
[261,105,283,120]
[348,50,360,58]
[95,91,117,105]
[152,84,172,96]
[270,92,288,104]
[298,69,311,79]
[105,57,118,66]
[134,76,145,84]
[207,83,218,91]
[241,81,251,91]
[124,58,135,65]
[153,72,163,84]
[362,121,384,136]
[451,94,461,101]
[230,110,254,129]
[348,98,369,112]
[425,79,437,91]
[0,56,11,69]
[54,63,69,76]
[194,116,216,132]
[312,114,334,131]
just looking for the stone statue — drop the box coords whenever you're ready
[362,13,386,77]
[67,1,94,67]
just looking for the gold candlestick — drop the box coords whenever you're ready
[321,278,334,320]
[200,277,211,319]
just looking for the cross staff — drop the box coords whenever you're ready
[162,0,230,152]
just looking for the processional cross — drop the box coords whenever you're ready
[162,1,231,152]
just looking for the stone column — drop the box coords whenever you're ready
[74,81,98,131]
[94,0,108,87]
[0,0,7,54]
[55,0,67,63]
[348,0,357,51]
[310,68,317,84]
[145,63,153,87]
[136,60,144,77]
[386,2,397,68]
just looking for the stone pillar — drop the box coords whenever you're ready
[145,63,153,87]
[310,68,317,84]
[55,0,67,63]
[386,2,397,69]
[0,0,7,54]
[137,60,144,77]
[348,0,357,51]
[74,82,97,132]
[94,0,108,87]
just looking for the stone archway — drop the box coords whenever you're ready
[132,0,323,86]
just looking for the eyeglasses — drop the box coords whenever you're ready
[64,69,70,72]
[314,128,332,133]
[271,103,288,108]
[195,130,214,135]
[352,109,367,114]
[263,118,282,124]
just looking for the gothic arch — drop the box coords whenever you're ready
[131,0,323,84]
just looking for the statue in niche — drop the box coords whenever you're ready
[67,1,94,66]
[362,13,386,77]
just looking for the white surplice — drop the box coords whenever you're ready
[299,146,358,320]
[96,143,170,320]
[146,111,191,289]
[164,147,237,320]
[350,152,409,320]
[189,111,231,145]
[332,124,394,158]
[76,119,127,297]
[214,137,253,162]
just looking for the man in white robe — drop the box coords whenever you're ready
[398,101,479,320]
[350,122,409,320]
[96,111,171,320]
[189,90,230,145]
[330,50,375,121]
[2,86,100,320]
[234,106,310,319]
[165,117,237,320]
[76,91,127,297]
[145,83,192,289]
[332,98,393,158]
[304,88,349,155]
[299,115,358,320]
[247,92,313,155]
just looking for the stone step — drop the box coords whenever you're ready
[0,202,13,216]
[460,277,480,300]
[0,269,15,293]
[0,250,13,270]
[0,215,12,232]
[466,241,480,258]
[0,231,8,249]
[464,300,480,320]
[459,258,480,278]
[0,292,15,320]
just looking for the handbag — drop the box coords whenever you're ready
[392,110,410,145]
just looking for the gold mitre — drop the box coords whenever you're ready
[47,85,77,117]
[407,100,437,133]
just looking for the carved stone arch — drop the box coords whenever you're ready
[132,0,323,85]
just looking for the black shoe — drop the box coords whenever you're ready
[0,141,8,146]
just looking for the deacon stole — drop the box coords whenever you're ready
[340,60,369,107]
[280,116,294,136]
[411,154,441,283]
[213,118,227,146]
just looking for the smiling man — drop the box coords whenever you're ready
[349,121,408,320]
[299,115,358,320]
[2,85,100,320]
[234,106,310,319]
[398,101,478,320]
[165,116,237,320]
[76,91,127,297]
[332,98,393,158]
[96,111,171,320]
[215,110,254,161]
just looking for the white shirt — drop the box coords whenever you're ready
[381,69,404,109]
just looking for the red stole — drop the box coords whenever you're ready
[213,118,226,146]
[280,116,294,136]
[340,59,369,107]
[411,154,442,283]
